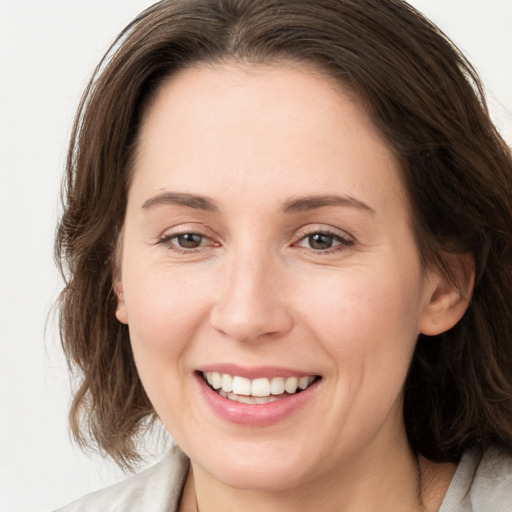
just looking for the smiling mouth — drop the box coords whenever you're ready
[201,371,320,404]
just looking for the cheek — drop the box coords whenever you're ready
[300,264,423,389]
[122,271,214,437]
[124,264,209,343]
[121,266,213,401]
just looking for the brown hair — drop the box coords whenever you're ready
[56,0,512,468]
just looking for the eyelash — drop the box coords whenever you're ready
[157,227,355,256]
[293,228,355,254]
[157,231,216,253]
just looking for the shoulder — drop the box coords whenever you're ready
[470,447,512,510]
[53,447,189,512]
[440,446,512,512]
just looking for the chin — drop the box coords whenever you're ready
[201,454,313,493]
[198,434,331,493]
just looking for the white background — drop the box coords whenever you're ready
[0,1,510,511]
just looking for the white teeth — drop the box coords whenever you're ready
[232,376,252,396]
[298,376,309,390]
[211,372,222,390]
[251,378,270,397]
[285,377,298,394]
[270,376,285,395]
[204,372,316,400]
[221,373,233,392]
[218,389,280,404]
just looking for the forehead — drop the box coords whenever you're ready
[130,61,406,215]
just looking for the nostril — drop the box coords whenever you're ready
[209,302,294,344]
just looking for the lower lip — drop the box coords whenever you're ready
[196,373,320,426]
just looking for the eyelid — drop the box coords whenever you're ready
[156,222,215,240]
[294,224,355,242]
[155,224,220,252]
[292,224,356,252]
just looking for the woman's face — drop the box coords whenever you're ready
[116,62,444,490]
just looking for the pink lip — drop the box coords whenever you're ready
[195,372,320,427]
[197,363,315,380]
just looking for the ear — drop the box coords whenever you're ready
[114,278,128,325]
[112,228,128,324]
[419,253,474,336]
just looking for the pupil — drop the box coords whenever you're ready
[178,233,202,248]
[309,233,333,250]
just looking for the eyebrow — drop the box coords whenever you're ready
[282,194,375,214]
[141,192,374,215]
[141,192,219,212]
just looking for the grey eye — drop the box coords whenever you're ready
[175,233,204,248]
[307,233,336,250]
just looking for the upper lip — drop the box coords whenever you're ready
[197,363,319,380]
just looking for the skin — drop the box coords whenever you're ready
[115,62,472,511]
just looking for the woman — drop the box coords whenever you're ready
[55,0,512,510]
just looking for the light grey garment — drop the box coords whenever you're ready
[439,447,512,512]
[54,446,511,511]
[53,446,189,512]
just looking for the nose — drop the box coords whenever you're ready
[209,248,293,344]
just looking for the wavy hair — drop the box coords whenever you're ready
[56,0,512,468]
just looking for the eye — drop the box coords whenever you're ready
[173,233,205,249]
[295,229,354,252]
[304,233,338,250]
[158,231,213,251]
